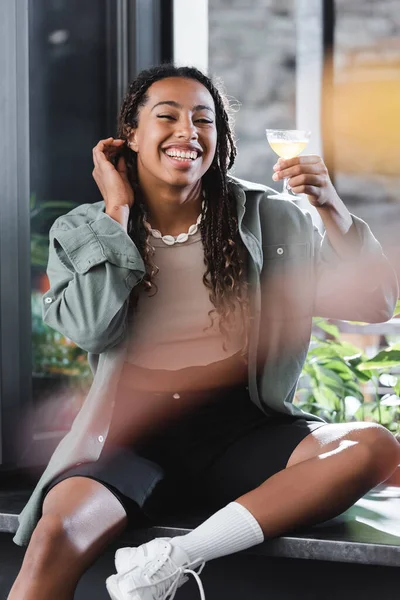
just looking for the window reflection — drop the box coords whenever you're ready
[30,0,107,436]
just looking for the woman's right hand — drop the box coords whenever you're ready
[92,137,135,212]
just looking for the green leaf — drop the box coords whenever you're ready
[343,380,364,399]
[30,200,80,235]
[314,366,345,394]
[308,341,364,362]
[313,319,340,339]
[319,359,356,381]
[357,349,400,371]
[31,200,78,213]
[30,192,37,211]
[348,365,373,382]
[308,345,343,360]
[311,385,340,410]
[320,358,351,371]
[394,299,400,316]
[369,404,397,426]
[31,235,50,267]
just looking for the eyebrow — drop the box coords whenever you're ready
[151,100,215,114]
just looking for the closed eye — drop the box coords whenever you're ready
[157,115,213,124]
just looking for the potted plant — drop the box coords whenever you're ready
[295,305,400,434]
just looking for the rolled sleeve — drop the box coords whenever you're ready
[42,205,145,354]
[52,212,143,275]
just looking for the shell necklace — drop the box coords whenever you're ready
[144,200,205,246]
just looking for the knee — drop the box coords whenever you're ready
[32,512,67,547]
[354,423,400,481]
[23,513,70,573]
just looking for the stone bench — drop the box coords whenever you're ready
[2,483,400,567]
[2,482,400,599]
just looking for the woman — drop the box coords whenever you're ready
[9,64,400,600]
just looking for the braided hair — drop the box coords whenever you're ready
[117,64,250,359]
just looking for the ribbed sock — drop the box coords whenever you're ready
[170,501,264,563]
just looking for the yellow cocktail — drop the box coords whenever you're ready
[266,129,311,200]
[269,140,309,160]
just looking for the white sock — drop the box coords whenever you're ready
[169,501,264,563]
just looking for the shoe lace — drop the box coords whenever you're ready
[128,556,206,600]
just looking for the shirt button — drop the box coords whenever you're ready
[277,247,284,255]
[44,297,53,304]
[98,435,104,443]
[172,393,180,399]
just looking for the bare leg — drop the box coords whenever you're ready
[8,477,129,600]
[236,422,400,537]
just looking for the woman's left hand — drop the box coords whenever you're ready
[272,155,341,208]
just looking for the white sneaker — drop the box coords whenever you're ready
[105,538,206,600]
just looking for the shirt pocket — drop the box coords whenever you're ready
[261,242,313,318]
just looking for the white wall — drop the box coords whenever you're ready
[295,0,323,158]
[173,0,208,73]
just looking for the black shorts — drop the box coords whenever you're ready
[43,384,327,527]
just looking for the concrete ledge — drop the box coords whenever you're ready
[2,485,400,567]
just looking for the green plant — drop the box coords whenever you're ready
[31,291,92,387]
[295,308,400,433]
[30,195,93,383]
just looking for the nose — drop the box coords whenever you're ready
[175,116,198,141]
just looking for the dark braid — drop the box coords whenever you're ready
[117,64,250,359]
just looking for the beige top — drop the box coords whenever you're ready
[126,229,245,371]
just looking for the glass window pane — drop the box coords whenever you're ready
[333,0,400,243]
[30,0,108,439]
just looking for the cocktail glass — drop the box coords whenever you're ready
[265,129,311,200]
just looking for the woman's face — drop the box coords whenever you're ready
[128,77,218,189]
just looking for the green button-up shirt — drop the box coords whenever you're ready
[13,176,398,546]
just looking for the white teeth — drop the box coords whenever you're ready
[165,149,198,160]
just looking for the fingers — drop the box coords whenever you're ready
[104,139,125,160]
[289,184,321,198]
[286,173,323,191]
[91,137,134,208]
[273,162,323,181]
[92,145,100,170]
[92,137,125,167]
[273,157,328,181]
[275,155,322,169]
[92,137,123,193]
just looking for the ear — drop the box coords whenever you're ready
[128,130,139,152]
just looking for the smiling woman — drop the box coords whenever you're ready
[113,66,248,367]
[126,79,217,192]
[9,63,400,600]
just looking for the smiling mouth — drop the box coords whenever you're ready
[162,149,201,168]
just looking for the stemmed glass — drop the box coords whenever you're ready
[265,129,311,200]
